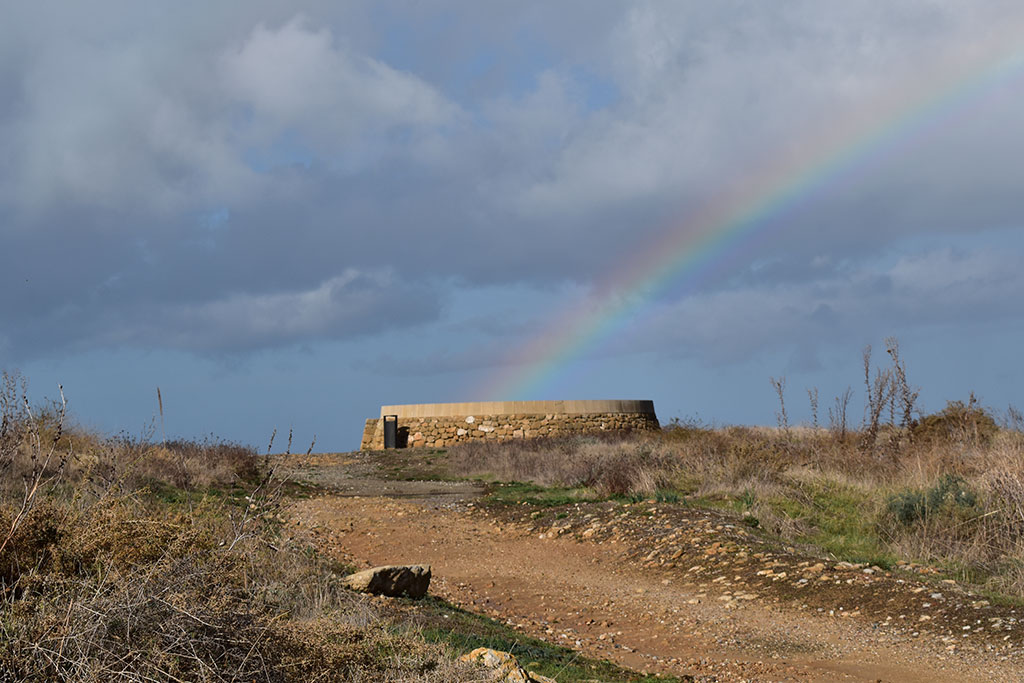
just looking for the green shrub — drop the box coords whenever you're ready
[885,474,979,525]
[886,489,927,525]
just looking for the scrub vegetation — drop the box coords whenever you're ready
[0,370,671,682]
[0,371,483,682]
[448,341,1024,599]
[4,335,1022,679]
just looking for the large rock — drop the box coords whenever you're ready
[341,564,431,598]
[459,648,557,682]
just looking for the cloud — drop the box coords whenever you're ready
[1,2,1023,369]
[220,15,460,162]
[15,269,439,357]
[514,1,1024,228]
[632,243,1024,362]
[156,268,437,350]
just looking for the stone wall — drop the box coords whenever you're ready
[359,400,659,450]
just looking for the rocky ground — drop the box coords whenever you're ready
[280,452,1024,682]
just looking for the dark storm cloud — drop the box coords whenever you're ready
[627,243,1024,364]
[2,1,1024,364]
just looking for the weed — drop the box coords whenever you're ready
[0,375,476,681]
[654,489,681,504]
[828,387,853,441]
[770,376,789,433]
[485,481,598,507]
[807,387,819,429]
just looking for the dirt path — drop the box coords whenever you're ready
[282,455,1024,682]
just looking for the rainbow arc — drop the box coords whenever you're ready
[479,24,1024,400]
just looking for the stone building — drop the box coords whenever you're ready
[360,399,659,449]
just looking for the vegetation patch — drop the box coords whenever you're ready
[0,372,475,682]
[409,597,686,682]
[485,481,600,507]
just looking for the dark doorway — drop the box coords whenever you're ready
[383,415,399,449]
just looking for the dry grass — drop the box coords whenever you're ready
[661,416,1024,588]
[448,433,678,497]
[450,403,1024,596]
[0,371,479,682]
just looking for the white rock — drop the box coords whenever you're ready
[465,416,475,424]
[456,428,468,436]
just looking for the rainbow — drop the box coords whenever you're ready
[480,27,1024,401]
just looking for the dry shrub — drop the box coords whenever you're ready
[162,438,263,488]
[913,396,999,446]
[0,373,476,681]
[2,541,459,681]
[663,426,804,497]
[82,436,262,493]
[0,482,475,681]
[447,407,1024,597]
[449,434,678,496]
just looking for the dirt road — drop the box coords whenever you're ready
[283,454,1024,682]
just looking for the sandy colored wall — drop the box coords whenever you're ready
[359,401,659,450]
[379,399,655,419]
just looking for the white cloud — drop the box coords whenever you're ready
[512,1,1024,223]
[220,15,460,159]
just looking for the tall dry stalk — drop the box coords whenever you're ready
[1005,404,1024,433]
[807,387,819,429]
[829,387,852,441]
[156,386,165,445]
[0,382,69,555]
[770,376,789,434]
[861,345,895,453]
[885,337,919,430]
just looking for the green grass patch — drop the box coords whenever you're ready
[484,482,601,507]
[680,480,895,567]
[139,479,251,507]
[763,479,895,567]
[414,597,686,682]
[613,489,682,504]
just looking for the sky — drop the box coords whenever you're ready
[3,1,1024,451]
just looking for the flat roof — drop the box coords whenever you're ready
[379,400,656,418]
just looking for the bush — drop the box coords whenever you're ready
[885,474,979,526]
[913,398,999,445]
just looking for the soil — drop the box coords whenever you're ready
[280,452,1024,682]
